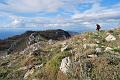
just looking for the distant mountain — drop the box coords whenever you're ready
[67,31,79,36]
[0,29,71,54]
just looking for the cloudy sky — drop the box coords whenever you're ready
[0,0,120,31]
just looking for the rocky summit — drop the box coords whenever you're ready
[0,29,71,55]
[0,28,120,80]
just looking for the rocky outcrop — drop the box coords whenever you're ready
[1,28,120,80]
[0,29,71,55]
[105,34,116,42]
[60,57,71,74]
[28,29,71,45]
[28,32,45,45]
[20,42,42,55]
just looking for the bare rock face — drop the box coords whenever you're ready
[60,57,71,74]
[105,34,116,42]
[28,33,45,45]
[28,29,71,45]
[20,42,42,55]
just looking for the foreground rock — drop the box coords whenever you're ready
[95,48,102,53]
[87,54,98,58]
[105,34,116,42]
[0,28,120,80]
[83,44,98,49]
[60,57,71,74]
[105,47,112,52]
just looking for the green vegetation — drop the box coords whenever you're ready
[112,48,120,53]
[0,28,120,80]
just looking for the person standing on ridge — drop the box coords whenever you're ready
[96,24,101,31]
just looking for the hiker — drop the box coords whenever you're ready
[96,24,101,31]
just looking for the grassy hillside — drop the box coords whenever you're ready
[0,28,120,80]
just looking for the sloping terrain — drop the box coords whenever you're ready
[0,29,71,55]
[0,28,120,80]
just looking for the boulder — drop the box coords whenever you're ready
[105,34,116,42]
[87,54,98,58]
[96,48,102,53]
[95,39,100,44]
[60,57,71,74]
[105,47,112,52]
[48,39,53,44]
[83,44,98,49]
[18,66,28,71]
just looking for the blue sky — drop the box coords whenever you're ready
[0,0,120,31]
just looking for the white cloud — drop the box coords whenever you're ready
[71,3,120,30]
[1,0,63,13]
[0,0,102,13]
[0,0,120,30]
[72,3,120,20]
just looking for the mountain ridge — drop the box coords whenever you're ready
[0,29,71,55]
[0,28,120,80]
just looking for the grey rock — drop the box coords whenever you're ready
[96,48,102,53]
[83,44,98,49]
[105,34,116,42]
[60,57,71,74]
